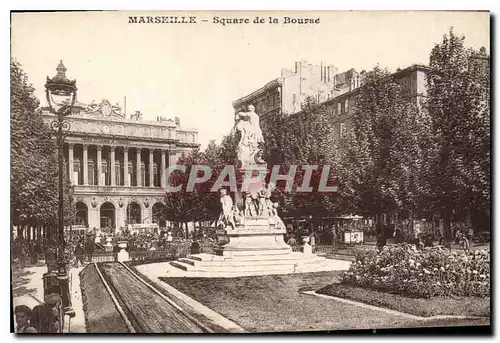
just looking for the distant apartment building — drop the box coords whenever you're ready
[232,61,430,155]
[232,60,362,128]
[326,64,430,145]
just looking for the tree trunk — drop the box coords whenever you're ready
[37,225,42,254]
[185,222,189,239]
[442,205,452,249]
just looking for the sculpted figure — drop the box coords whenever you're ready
[272,202,286,230]
[233,206,244,226]
[244,194,255,217]
[218,189,235,230]
[257,188,271,216]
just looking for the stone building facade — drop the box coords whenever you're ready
[233,61,428,148]
[42,99,199,233]
[325,64,429,145]
[232,60,362,127]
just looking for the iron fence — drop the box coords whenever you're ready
[129,243,192,261]
[90,252,116,262]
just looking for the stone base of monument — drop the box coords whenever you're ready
[169,217,351,277]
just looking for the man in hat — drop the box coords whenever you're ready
[44,285,64,333]
[14,305,37,333]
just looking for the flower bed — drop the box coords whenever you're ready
[317,283,490,318]
[342,244,490,298]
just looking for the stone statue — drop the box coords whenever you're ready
[234,104,266,167]
[271,202,286,230]
[257,188,271,216]
[218,189,235,230]
[233,206,244,226]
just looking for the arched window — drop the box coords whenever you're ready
[100,202,115,230]
[127,202,142,224]
[75,202,88,227]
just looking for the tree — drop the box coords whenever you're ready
[11,59,75,240]
[337,66,429,226]
[163,150,217,237]
[262,96,342,218]
[424,28,490,243]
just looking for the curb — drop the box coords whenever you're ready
[301,291,489,322]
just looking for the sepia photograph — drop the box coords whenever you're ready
[10,10,490,334]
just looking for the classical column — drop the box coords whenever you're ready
[123,147,129,186]
[68,143,74,185]
[169,149,178,167]
[136,148,142,187]
[110,146,116,186]
[97,145,102,186]
[149,149,154,187]
[160,150,166,188]
[83,144,88,186]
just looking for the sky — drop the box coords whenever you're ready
[11,11,489,149]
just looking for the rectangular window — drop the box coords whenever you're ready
[115,161,121,186]
[153,163,159,187]
[88,161,95,185]
[101,161,110,186]
[345,99,349,113]
[141,163,146,187]
[340,123,347,137]
[129,162,135,186]
[74,159,81,185]
[337,102,341,114]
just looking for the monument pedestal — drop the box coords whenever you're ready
[214,217,291,257]
[169,216,351,276]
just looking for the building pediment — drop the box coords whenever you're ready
[82,99,125,120]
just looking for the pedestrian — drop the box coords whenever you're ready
[376,233,386,252]
[438,232,444,245]
[424,234,434,248]
[454,228,460,245]
[461,232,470,252]
[190,238,201,254]
[44,288,64,333]
[14,305,37,333]
[74,241,84,267]
[30,303,58,333]
[86,237,94,263]
[44,244,56,272]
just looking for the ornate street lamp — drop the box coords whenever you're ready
[44,60,77,319]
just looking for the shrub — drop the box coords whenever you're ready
[342,243,490,298]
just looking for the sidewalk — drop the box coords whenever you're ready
[12,263,86,333]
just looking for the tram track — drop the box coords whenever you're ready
[94,262,211,333]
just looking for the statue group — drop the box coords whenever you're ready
[217,188,285,231]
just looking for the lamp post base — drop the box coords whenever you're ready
[43,263,74,317]
[56,269,73,314]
